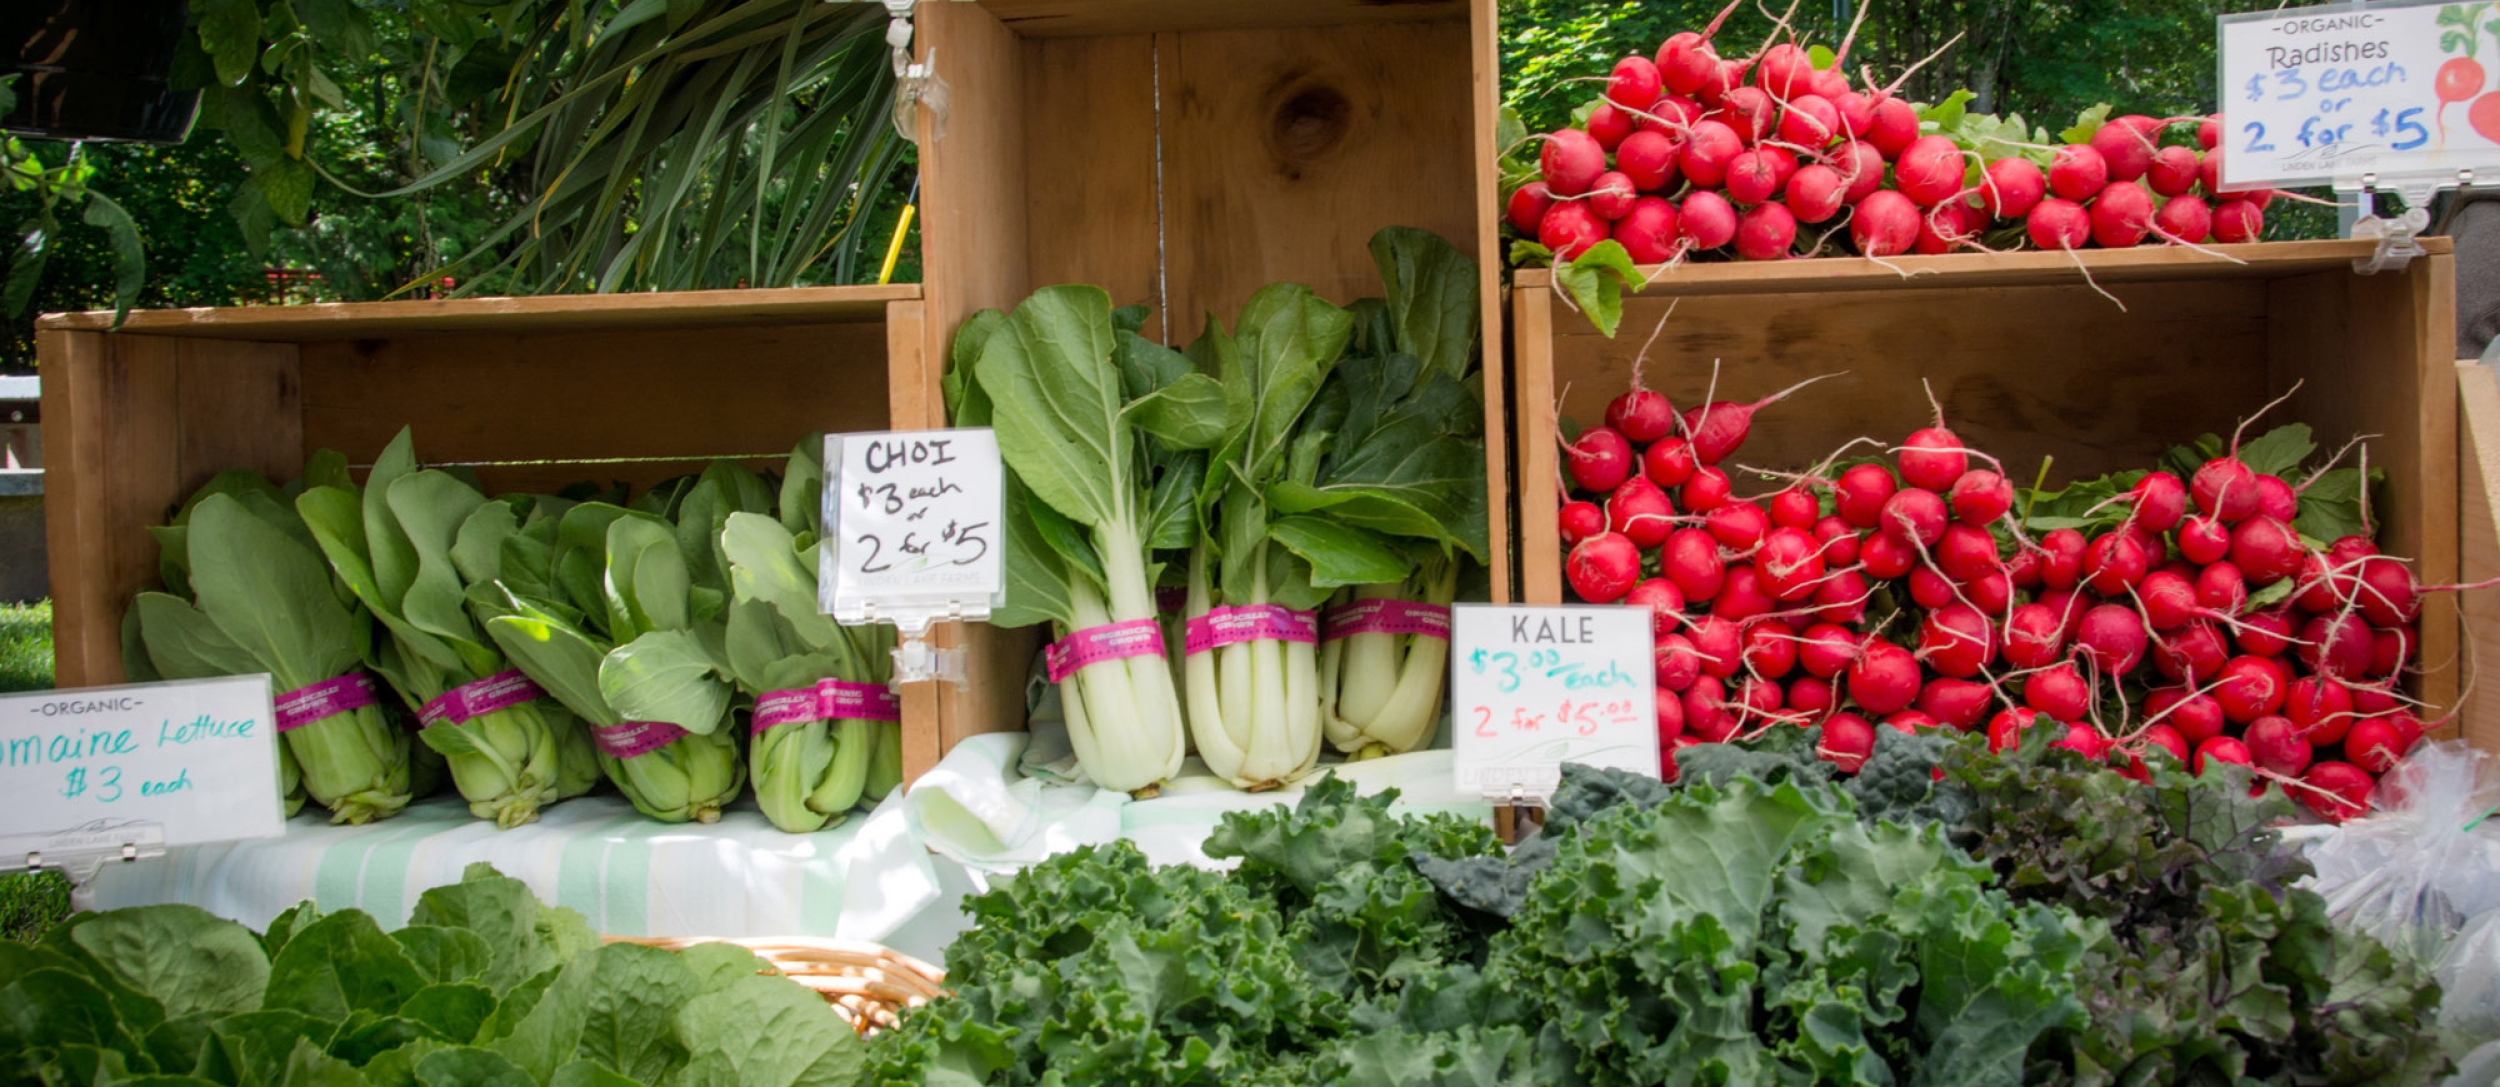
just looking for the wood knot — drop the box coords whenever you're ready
[1267,81,1351,171]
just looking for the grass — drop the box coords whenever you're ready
[0,601,64,941]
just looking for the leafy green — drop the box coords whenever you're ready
[1550,240,1641,338]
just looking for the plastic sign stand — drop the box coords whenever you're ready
[821,429,1007,687]
[0,676,289,907]
[1448,604,1658,841]
[2219,0,2500,272]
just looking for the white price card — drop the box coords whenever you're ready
[821,429,1007,626]
[2221,0,2500,188]
[0,677,288,849]
[1449,605,1659,799]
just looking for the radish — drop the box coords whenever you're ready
[1913,200,1979,255]
[1664,526,1727,602]
[1987,707,2045,753]
[2352,682,2401,715]
[2192,457,2260,522]
[2236,605,2298,658]
[1716,86,1775,142]
[2329,533,2380,564]
[1705,501,1771,549]
[2089,182,2156,248]
[2138,569,2199,630]
[1813,569,1871,623]
[1656,686,1686,743]
[1643,436,1698,487]
[1861,531,1916,579]
[1836,463,1897,528]
[1919,603,1997,678]
[2440,57,2486,137]
[2146,146,2201,197]
[2140,722,2191,764]
[2154,195,2212,245]
[1680,120,1745,189]
[2129,523,2170,567]
[1681,190,1741,250]
[1642,93,1705,135]
[1507,182,1556,234]
[2048,145,2110,201]
[2130,471,2189,531]
[1769,488,1820,530]
[2214,655,2286,723]
[1884,709,1941,733]
[1742,620,1799,678]
[1830,92,1875,138]
[1852,190,1921,257]
[2024,662,2092,722]
[1759,526,1828,601]
[2213,199,2263,243]
[1725,149,1784,205]
[1820,712,1877,772]
[1896,136,1969,206]
[1832,140,1887,203]
[1685,676,1737,742]
[2354,556,2420,626]
[2052,722,2113,760]
[1566,425,1635,492]
[2076,603,2150,674]
[1786,164,1848,224]
[2370,626,2415,679]
[1587,103,1636,151]
[1879,487,1949,548]
[1918,677,1994,731]
[1540,200,1610,259]
[1625,577,1686,636]
[1811,66,1851,99]
[2195,561,2247,613]
[1682,465,1734,512]
[2285,675,2356,745]
[2039,529,2087,590]
[1981,158,2047,219]
[2153,619,2228,684]
[1616,130,1682,192]
[1541,129,1609,196]
[2178,515,2231,565]
[2198,115,2221,150]
[2244,715,2311,776]
[1867,97,1919,156]
[1712,564,1776,621]
[2004,604,2065,669]
[1689,614,1744,679]
[1660,742,1684,784]
[1613,196,1682,263]
[1736,201,1799,261]
[2026,197,2092,251]
[1778,95,1842,148]
[1679,374,1837,465]
[1909,566,1957,610]
[2193,735,2252,776]
[1947,469,2012,526]
[1848,640,1922,716]
[1558,500,1605,545]
[1655,25,1714,95]
[1607,387,1678,444]
[1937,522,2001,582]
[1655,632,1703,691]
[2007,547,2044,589]
[2300,761,2374,822]
[2081,530,2149,595]
[2345,714,2411,773]
[2227,516,2302,585]
[1754,42,1816,99]
[1568,532,1642,603]
[1799,623,1860,678]
[2386,709,2426,753]
[1788,675,1835,720]
[2089,115,2160,182]
[1587,171,1640,221]
[2148,687,2226,745]
[1608,476,1676,548]
[1609,55,1663,110]
[2254,474,2298,522]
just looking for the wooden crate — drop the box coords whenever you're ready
[908,0,1508,761]
[34,285,986,782]
[2460,360,2500,752]
[1512,239,2466,720]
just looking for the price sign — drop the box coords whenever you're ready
[0,677,288,849]
[822,429,1007,628]
[2220,0,2500,188]
[1449,605,1658,799]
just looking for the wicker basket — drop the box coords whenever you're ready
[607,935,949,1036]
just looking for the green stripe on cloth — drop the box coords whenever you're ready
[555,808,654,934]
[310,801,466,915]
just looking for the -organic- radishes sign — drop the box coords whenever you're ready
[1449,605,1659,800]
[2221,0,2500,188]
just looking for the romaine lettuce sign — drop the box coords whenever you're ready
[1449,604,1658,798]
[0,676,288,848]
[2220,0,2500,187]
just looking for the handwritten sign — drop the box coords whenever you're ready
[821,429,1006,626]
[2221,0,2500,188]
[0,676,288,849]
[1449,605,1658,798]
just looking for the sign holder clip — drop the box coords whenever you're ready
[1483,780,1549,846]
[2346,170,2466,275]
[0,820,166,912]
[864,601,972,689]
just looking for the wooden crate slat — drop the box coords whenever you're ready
[2459,362,2500,752]
[980,0,1465,37]
[38,284,915,340]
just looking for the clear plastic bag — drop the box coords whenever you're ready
[2302,740,2500,1049]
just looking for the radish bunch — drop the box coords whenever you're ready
[1509,9,2274,266]
[1563,378,2470,823]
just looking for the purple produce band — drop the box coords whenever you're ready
[417,670,546,728]
[1321,599,1453,642]
[1182,605,1319,656]
[275,672,380,733]
[590,720,689,759]
[1044,619,1167,684]
[752,679,903,736]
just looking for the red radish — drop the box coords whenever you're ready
[2043,588,2090,636]
[1655,632,1703,691]
[1616,131,1681,193]
[2237,606,2298,658]
[2088,116,2160,182]
[2053,722,2113,760]
[1820,712,1877,772]
[1848,640,1923,716]
[2026,197,2092,251]
[1700,59,1749,107]
[1920,603,1997,678]
[1736,201,1798,261]
[2024,662,2092,722]
[1879,487,1949,548]
[1908,566,1957,610]
[1947,469,2012,526]
[1643,436,1698,488]
[1811,67,1850,99]
[2300,761,2374,822]
[2153,620,2229,684]
[1705,501,1771,549]
[2178,515,2231,565]
[1642,93,1705,135]
[2354,556,2420,626]
[1607,387,1677,445]
[2254,474,2298,522]
[1567,532,1641,603]
[1613,197,1682,263]
[1965,571,2010,615]
[2243,715,2311,776]
[1853,190,1921,257]
[2214,655,2286,723]
[1861,531,1915,579]
[1987,707,2045,753]
[1685,676,1737,742]
[1681,190,1740,250]
[1587,172,1639,221]
[1679,120,1745,189]
[1664,527,1727,603]
[2129,471,2189,531]
[2129,523,2169,567]
[1716,86,1775,142]
[2081,531,2149,595]
[1712,564,1776,621]
[1566,426,1635,492]
[2007,547,2044,589]
[1540,201,1610,259]
[1558,500,1605,545]
[2285,676,2357,745]
[1868,97,1919,156]
[2387,709,2426,753]
[1913,200,1978,255]
[1507,182,1556,234]
[1540,129,1608,196]
[1981,158,2047,218]
[2090,182,2156,248]
[1799,623,1860,678]
[2148,687,2226,745]
[1689,614,1744,679]
[2440,57,2486,140]
[1832,140,1887,202]
[1608,476,1676,548]
[1788,675,1836,719]
[1918,677,1994,731]
[1656,30,1712,95]
[2345,714,2411,773]
[2039,529,2087,590]
[2004,604,2065,670]
[2193,735,2252,775]
[1836,464,1897,528]
[2353,682,2401,715]
[1759,527,1828,601]
[1682,465,1733,512]
[2371,626,2415,679]
[1884,710,1940,733]
[1787,164,1848,223]
[2196,561,2248,613]
[2076,603,2150,674]
[1656,686,1686,742]
[2192,456,2259,522]
[2138,569,2199,630]
[1625,577,1686,636]
[2198,115,2221,150]
[1609,55,1663,109]
[1742,620,1799,678]
[1680,374,1837,465]
[2140,722,2192,764]
[1778,95,1841,148]
[2213,200,2263,243]
[1724,149,1783,205]
[2146,147,2201,197]
[1753,43,1815,98]
[1814,569,1871,624]
[1770,488,1820,530]
[1937,522,2001,582]
[1830,91,1875,137]
[2329,534,2380,564]
[2048,145,2110,201]
[1896,137,1968,206]
[2228,517,2302,585]
[2154,194,2212,245]
[1586,103,1636,151]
